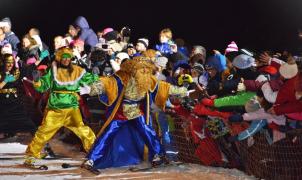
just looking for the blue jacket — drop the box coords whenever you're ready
[155,43,173,55]
[74,16,98,50]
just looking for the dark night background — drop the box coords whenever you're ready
[1,0,302,54]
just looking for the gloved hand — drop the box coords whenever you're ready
[237,82,246,91]
[79,84,91,95]
[40,50,50,61]
[255,74,268,83]
[228,114,243,123]
[32,70,41,81]
[4,74,15,83]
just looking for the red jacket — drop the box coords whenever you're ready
[275,76,298,105]
[274,100,302,115]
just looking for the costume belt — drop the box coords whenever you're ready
[0,88,17,94]
[0,88,17,98]
[123,98,142,104]
[52,90,80,100]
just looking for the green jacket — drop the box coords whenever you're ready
[34,64,99,109]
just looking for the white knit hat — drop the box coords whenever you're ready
[137,38,149,48]
[279,62,298,79]
[225,41,238,54]
[116,52,129,61]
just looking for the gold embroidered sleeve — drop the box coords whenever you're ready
[89,80,105,96]
[169,85,187,97]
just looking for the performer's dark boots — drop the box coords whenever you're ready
[151,154,170,167]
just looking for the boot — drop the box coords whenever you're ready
[151,154,170,167]
[81,159,101,175]
[24,156,37,167]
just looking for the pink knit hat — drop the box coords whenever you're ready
[102,28,114,36]
[225,41,238,55]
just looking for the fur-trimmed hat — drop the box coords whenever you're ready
[137,38,149,48]
[279,62,298,79]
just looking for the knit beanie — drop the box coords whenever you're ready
[137,38,149,48]
[102,27,114,36]
[116,52,129,61]
[225,41,238,55]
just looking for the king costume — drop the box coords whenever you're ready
[83,57,187,169]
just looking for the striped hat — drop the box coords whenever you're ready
[225,41,238,55]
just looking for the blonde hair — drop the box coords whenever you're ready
[160,28,173,40]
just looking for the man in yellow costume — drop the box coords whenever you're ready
[80,56,187,171]
[24,47,98,166]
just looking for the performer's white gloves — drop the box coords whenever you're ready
[79,84,91,95]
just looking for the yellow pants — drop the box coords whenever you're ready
[26,108,96,158]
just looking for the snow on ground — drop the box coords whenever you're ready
[0,143,27,153]
[0,141,256,180]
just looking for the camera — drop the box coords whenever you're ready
[102,44,109,50]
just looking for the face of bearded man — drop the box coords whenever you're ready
[133,67,152,95]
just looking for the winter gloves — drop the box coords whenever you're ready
[40,50,50,61]
[4,74,15,83]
